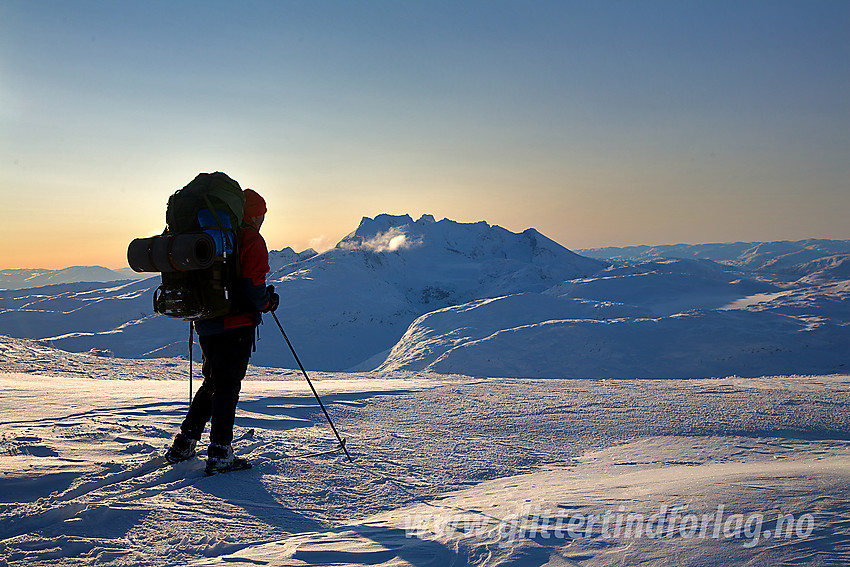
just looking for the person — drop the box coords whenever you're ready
[165,188,280,473]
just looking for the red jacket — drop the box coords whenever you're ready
[194,222,271,335]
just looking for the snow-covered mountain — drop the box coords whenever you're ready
[264,214,605,370]
[269,246,318,267]
[1,216,848,378]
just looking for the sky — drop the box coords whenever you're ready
[1,0,848,269]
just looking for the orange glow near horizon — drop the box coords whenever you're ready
[2,2,848,270]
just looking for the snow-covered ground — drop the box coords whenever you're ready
[2,222,848,565]
[2,336,848,566]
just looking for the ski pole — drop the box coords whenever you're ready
[270,311,353,462]
[188,322,194,407]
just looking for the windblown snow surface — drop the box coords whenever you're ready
[1,336,849,566]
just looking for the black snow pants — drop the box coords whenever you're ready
[180,325,255,446]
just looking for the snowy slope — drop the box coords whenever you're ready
[380,300,849,378]
[795,255,850,283]
[0,278,189,359]
[378,258,850,378]
[392,309,848,378]
[1,339,848,566]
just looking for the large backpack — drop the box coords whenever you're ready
[127,172,245,321]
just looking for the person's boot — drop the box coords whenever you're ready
[205,443,251,475]
[165,433,197,463]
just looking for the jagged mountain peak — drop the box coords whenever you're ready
[343,213,485,245]
[336,213,601,271]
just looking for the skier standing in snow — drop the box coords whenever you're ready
[166,188,279,473]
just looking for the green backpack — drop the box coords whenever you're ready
[128,172,245,321]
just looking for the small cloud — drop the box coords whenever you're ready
[342,227,422,253]
[388,234,407,251]
[308,235,334,252]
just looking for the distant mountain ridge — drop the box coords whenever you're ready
[269,246,318,266]
[1,217,848,378]
[0,251,318,292]
[578,238,850,274]
[0,266,148,290]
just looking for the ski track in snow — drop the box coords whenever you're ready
[1,341,849,566]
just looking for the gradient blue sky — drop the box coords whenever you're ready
[2,0,848,268]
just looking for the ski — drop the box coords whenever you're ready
[205,457,252,476]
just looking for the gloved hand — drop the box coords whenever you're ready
[264,285,280,313]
